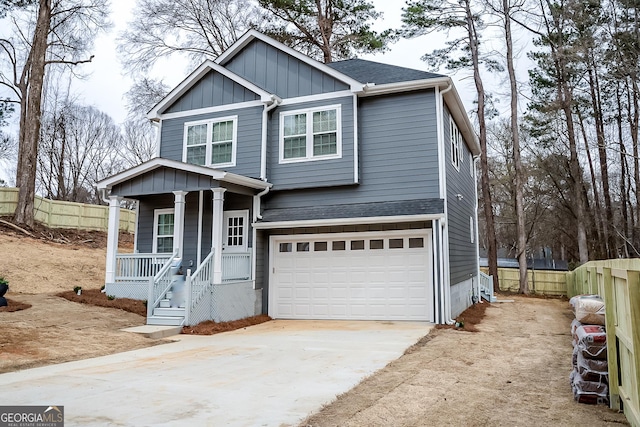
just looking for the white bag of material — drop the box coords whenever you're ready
[576,352,608,382]
[570,369,609,405]
[573,295,605,325]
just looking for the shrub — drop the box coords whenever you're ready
[107,295,115,301]
[73,286,82,294]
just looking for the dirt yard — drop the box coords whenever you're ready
[302,296,629,426]
[0,223,631,425]
[0,225,164,373]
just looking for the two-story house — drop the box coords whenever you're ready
[96,30,481,327]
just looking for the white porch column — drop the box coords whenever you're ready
[173,191,188,258]
[211,188,226,283]
[105,195,122,284]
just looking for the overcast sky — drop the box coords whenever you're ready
[71,0,481,125]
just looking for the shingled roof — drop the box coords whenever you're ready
[326,58,446,85]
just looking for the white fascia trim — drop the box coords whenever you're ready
[96,157,271,191]
[253,213,445,230]
[215,30,365,93]
[363,77,481,156]
[148,60,274,119]
[159,100,264,121]
[278,90,354,106]
[154,121,162,158]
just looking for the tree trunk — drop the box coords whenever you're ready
[464,0,499,290]
[13,0,52,227]
[503,0,528,294]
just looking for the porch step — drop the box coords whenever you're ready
[153,307,186,317]
[147,315,185,326]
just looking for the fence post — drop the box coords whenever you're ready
[602,268,620,411]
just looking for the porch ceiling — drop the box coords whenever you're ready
[96,158,271,198]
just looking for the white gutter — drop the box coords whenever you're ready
[436,82,455,325]
[261,95,282,181]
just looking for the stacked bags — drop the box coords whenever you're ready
[569,295,609,405]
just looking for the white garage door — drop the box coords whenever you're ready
[269,230,433,321]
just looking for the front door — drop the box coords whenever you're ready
[222,210,249,253]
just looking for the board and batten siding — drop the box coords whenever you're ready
[444,107,478,285]
[224,39,349,98]
[136,194,174,253]
[159,105,263,178]
[266,96,355,190]
[265,90,440,209]
[165,70,259,114]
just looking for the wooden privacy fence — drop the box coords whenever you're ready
[568,260,640,427]
[0,187,135,232]
[481,267,568,296]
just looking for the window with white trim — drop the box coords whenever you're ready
[279,105,341,162]
[450,118,463,170]
[184,116,237,167]
[153,208,175,253]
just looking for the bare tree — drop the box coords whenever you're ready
[0,0,109,226]
[38,100,123,203]
[119,0,265,73]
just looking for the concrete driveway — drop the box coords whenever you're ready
[0,320,431,427]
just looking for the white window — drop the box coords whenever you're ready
[279,105,341,163]
[153,208,175,253]
[450,118,463,170]
[183,116,237,167]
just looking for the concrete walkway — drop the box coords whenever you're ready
[0,320,431,427]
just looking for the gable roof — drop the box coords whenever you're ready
[215,30,365,93]
[147,60,277,120]
[326,59,446,85]
[95,158,271,191]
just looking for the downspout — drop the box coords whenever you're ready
[261,95,281,181]
[437,81,455,325]
[251,186,271,289]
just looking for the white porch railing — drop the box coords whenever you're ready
[479,271,496,302]
[147,251,180,318]
[115,253,174,282]
[185,251,214,325]
[222,252,251,281]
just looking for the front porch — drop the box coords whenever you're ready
[96,158,272,327]
[104,250,256,326]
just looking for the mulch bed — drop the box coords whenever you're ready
[58,289,147,317]
[0,298,32,312]
[58,289,272,335]
[435,301,489,333]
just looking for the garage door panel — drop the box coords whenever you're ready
[271,231,433,321]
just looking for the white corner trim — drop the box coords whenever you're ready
[435,86,446,199]
[215,30,365,93]
[352,93,359,184]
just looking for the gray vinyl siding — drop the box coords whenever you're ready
[159,105,263,178]
[136,194,175,253]
[165,70,259,114]
[182,192,200,268]
[267,96,355,189]
[112,167,220,197]
[225,39,349,97]
[265,90,440,208]
[444,107,478,285]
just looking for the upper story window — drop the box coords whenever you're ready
[183,116,237,168]
[450,118,463,170]
[279,105,342,163]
